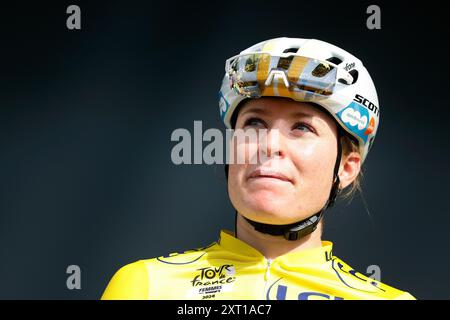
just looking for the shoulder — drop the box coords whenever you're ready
[150,242,218,266]
[330,256,416,300]
[101,242,218,300]
[101,260,149,300]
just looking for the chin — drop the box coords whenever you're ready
[241,193,304,225]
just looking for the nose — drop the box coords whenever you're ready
[259,128,285,160]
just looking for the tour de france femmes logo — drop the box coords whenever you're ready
[188,264,237,299]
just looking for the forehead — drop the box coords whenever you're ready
[237,97,334,122]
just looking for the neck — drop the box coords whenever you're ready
[235,212,323,260]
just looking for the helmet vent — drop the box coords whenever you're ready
[283,48,299,54]
[348,69,359,83]
[326,57,342,65]
[277,56,294,70]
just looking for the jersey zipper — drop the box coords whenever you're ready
[262,258,272,300]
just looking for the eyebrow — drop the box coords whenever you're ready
[240,106,315,119]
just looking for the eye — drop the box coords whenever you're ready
[243,117,267,128]
[292,122,315,133]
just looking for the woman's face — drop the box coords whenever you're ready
[228,97,347,225]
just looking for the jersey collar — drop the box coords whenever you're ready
[218,229,333,267]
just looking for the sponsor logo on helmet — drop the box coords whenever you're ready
[341,108,368,130]
[218,90,230,119]
[364,117,375,135]
[353,94,379,117]
[344,62,355,71]
[336,102,373,143]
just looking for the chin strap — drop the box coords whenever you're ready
[242,130,343,241]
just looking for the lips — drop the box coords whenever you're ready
[248,168,293,183]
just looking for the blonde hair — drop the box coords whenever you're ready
[338,134,364,202]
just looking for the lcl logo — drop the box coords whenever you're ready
[272,284,344,300]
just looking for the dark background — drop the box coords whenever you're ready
[0,1,448,299]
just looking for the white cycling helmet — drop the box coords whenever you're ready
[219,37,380,163]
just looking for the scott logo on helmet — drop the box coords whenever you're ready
[353,94,379,117]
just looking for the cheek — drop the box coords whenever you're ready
[228,164,240,183]
[227,164,245,207]
[228,163,247,189]
[230,135,259,165]
[290,140,336,185]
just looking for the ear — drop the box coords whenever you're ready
[338,151,361,189]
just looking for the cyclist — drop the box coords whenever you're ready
[101,37,415,300]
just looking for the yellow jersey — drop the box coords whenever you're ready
[101,230,415,300]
